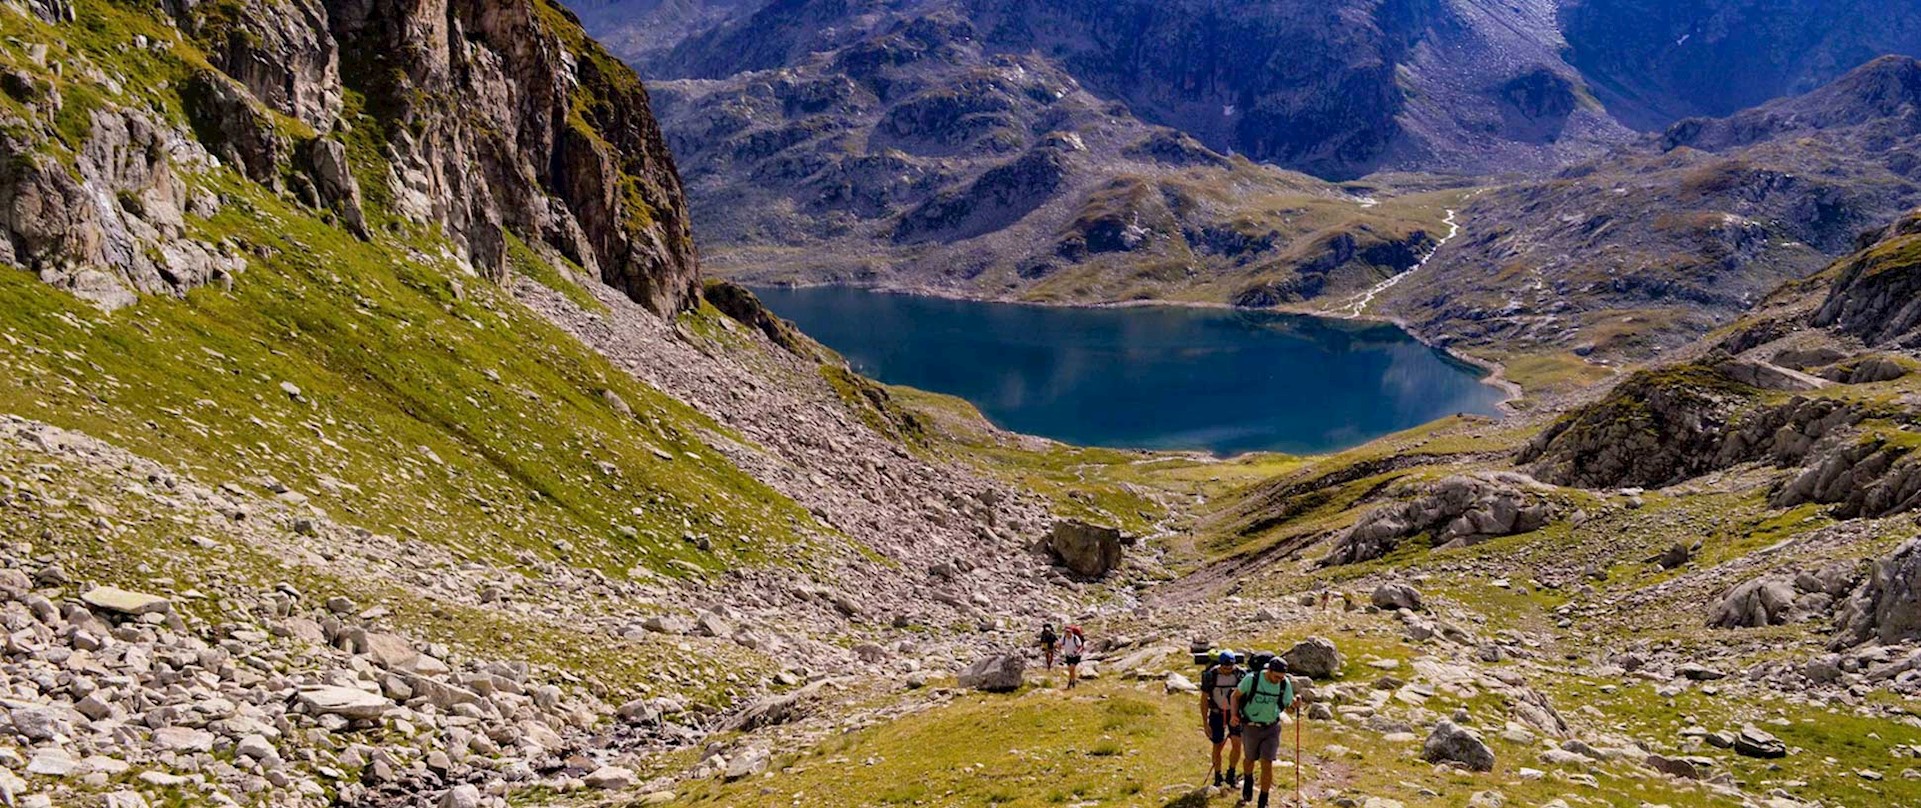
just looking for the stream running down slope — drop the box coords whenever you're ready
[1342,208,1463,318]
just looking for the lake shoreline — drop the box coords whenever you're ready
[738,279,1527,415]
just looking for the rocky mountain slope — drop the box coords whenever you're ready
[639,4,1482,306]
[1561,0,1921,129]
[565,0,1659,309]
[1374,55,1921,377]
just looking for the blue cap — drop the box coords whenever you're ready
[1217,650,1237,664]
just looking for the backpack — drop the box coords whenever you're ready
[1238,667,1291,724]
[1202,664,1240,713]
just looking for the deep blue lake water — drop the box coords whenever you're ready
[751,286,1506,455]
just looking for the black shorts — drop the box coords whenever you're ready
[1206,711,1233,744]
[1065,655,1082,666]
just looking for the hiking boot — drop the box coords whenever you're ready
[1212,772,1224,787]
[1240,775,1254,803]
[1256,792,1269,808]
[1225,767,1238,787]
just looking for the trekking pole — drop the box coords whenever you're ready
[1293,700,1303,806]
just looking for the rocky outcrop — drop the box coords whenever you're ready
[1811,210,1921,347]
[1321,473,1557,566]
[1521,364,1877,492]
[1710,562,1859,629]
[1835,537,1921,647]
[6,0,699,315]
[702,280,812,357]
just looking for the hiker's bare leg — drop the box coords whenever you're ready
[1210,740,1223,776]
[1260,759,1273,794]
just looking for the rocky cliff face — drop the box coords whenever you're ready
[6,0,698,315]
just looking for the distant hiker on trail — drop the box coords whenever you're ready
[1201,650,1245,789]
[1062,625,1087,689]
[1037,623,1059,669]
[1232,656,1296,808]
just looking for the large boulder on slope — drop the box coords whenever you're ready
[1282,636,1343,680]
[958,653,1026,692]
[1371,582,1424,612]
[1042,520,1124,579]
[1423,720,1495,771]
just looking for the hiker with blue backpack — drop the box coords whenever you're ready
[1231,654,1296,808]
[1200,650,1245,788]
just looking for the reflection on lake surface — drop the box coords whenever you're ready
[750,286,1506,455]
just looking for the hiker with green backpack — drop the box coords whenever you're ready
[1231,655,1296,808]
[1200,650,1245,788]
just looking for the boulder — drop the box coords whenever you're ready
[1042,520,1125,579]
[725,747,769,781]
[438,785,482,808]
[1164,672,1198,694]
[1423,720,1494,772]
[1282,636,1343,680]
[957,653,1026,692]
[151,726,214,753]
[1709,577,1796,628]
[642,614,692,635]
[585,766,637,790]
[80,586,171,616]
[1644,753,1705,779]
[296,686,392,720]
[1371,583,1423,612]
[1733,725,1787,759]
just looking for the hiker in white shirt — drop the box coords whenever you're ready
[1061,625,1087,689]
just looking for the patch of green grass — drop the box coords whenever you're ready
[674,681,1216,807]
[0,165,823,579]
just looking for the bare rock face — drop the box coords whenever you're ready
[4,0,699,316]
[1042,520,1124,579]
[1323,473,1556,566]
[1835,537,1921,647]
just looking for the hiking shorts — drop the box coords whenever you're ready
[1206,711,1233,744]
[1065,655,1082,666]
[1242,721,1282,762]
